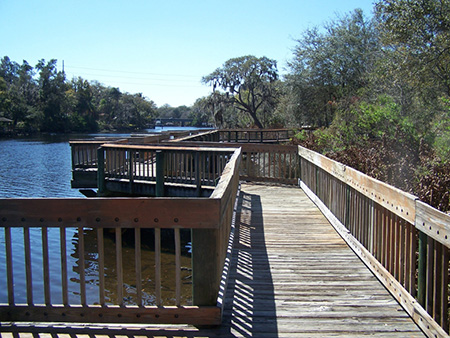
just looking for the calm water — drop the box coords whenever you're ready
[0,129,198,306]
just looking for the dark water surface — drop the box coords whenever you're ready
[0,131,193,306]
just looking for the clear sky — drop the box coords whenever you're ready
[1,0,375,107]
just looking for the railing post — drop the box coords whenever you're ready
[417,231,427,307]
[192,228,220,306]
[156,150,165,197]
[128,150,134,194]
[97,147,105,195]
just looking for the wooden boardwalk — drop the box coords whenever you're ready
[1,184,425,338]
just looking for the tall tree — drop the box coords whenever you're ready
[287,9,379,127]
[202,55,279,128]
[375,0,450,96]
[36,59,67,132]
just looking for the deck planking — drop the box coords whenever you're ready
[0,183,425,338]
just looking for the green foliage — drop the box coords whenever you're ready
[286,9,379,127]
[375,0,450,95]
[432,97,450,162]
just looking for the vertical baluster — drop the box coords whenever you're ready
[135,228,142,306]
[155,228,161,306]
[24,227,33,305]
[5,227,14,305]
[60,228,68,305]
[405,222,414,295]
[433,241,443,324]
[440,246,449,330]
[426,236,434,313]
[399,219,406,286]
[97,228,105,306]
[213,152,217,184]
[116,227,123,306]
[175,228,181,306]
[42,227,51,305]
[78,226,86,306]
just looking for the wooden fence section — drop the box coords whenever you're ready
[239,144,298,184]
[298,145,450,337]
[70,130,212,172]
[166,141,299,185]
[0,148,242,326]
[98,144,236,196]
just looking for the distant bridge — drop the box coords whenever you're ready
[154,118,193,126]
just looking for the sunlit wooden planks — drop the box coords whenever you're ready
[214,184,425,337]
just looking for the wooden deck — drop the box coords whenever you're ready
[1,183,425,337]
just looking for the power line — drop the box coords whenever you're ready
[65,65,201,79]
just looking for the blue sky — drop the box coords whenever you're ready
[1,0,375,107]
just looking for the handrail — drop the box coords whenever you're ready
[0,147,242,326]
[298,145,450,337]
[97,144,238,196]
[173,129,295,144]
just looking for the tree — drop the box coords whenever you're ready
[36,59,67,132]
[375,0,450,96]
[286,9,380,127]
[202,55,279,128]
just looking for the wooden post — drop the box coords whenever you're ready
[97,147,105,195]
[128,150,134,194]
[156,150,165,197]
[417,231,427,307]
[192,228,220,306]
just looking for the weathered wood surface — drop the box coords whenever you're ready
[1,184,425,337]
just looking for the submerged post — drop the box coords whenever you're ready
[156,150,165,197]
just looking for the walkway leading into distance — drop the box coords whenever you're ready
[0,183,425,338]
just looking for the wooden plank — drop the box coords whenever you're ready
[174,228,181,307]
[0,198,221,229]
[1,305,221,326]
[42,227,51,305]
[78,227,86,306]
[416,200,450,247]
[23,227,33,305]
[59,227,68,306]
[5,227,14,305]
[96,228,105,306]
[134,228,142,306]
[154,228,161,306]
[115,227,123,307]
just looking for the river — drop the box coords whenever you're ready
[0,127,205,306]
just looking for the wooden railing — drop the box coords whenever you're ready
[298,145,450,337]
[166,141,299,185]
[174,129,295,143]
[0,148,241,326]
[99,144,235,196]
[239,144,298,184]
[70,130,213,171]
